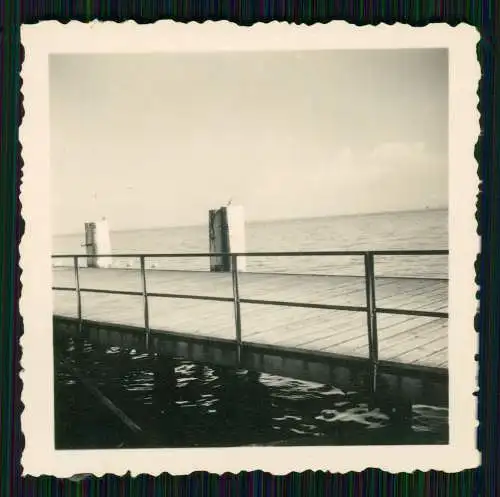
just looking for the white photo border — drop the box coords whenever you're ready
[20,20,480,476]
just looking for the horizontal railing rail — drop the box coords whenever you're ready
[52,249,449,258]
[51,250,449,380]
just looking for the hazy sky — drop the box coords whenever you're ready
[50,49,448,234]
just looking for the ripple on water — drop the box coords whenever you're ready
[54,337,449,448]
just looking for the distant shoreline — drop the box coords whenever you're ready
[53,207,448,238]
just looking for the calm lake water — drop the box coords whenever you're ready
[53,209,448,278]
[53,209,449,448]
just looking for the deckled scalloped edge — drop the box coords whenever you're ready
[18,19,481,478]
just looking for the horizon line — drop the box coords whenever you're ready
[53,206,448,237]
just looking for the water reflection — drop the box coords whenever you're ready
[53,336,448,449]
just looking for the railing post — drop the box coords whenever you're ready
[231,254,243,365]
[73,256,82,327]
[364,252,379,395]
[140,256,150,341]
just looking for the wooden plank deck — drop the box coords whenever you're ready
[52,267,448,369]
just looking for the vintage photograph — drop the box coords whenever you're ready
[50,48,449,449]
[20,21,479,476]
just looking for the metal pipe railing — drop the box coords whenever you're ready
[364,252,378,367]
[51,249,449,258]
[73,256,82,323]
[231,254,243,364]
[140,255,150,335]
[52,250,449,372]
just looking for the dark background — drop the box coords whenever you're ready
[1,1,498,496]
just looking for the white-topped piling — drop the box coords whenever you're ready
[84,218,112,268]
[209,205,246,272]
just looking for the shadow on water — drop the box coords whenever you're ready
[53,335,448,449]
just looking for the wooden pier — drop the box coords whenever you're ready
[53,266,447,369]
[52,248,449,411]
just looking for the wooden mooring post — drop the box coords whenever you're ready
[83,218,112,268]
[209,205,246,272]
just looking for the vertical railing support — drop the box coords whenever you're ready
[364,252,379,397]
[140,256,150,346]
[73,256,82,329]
[231,254,243,365]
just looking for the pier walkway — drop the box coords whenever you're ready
[53,265,447,370]
[52,250,449,408]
